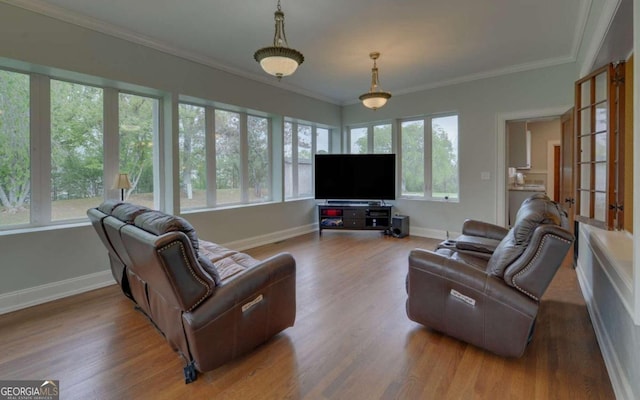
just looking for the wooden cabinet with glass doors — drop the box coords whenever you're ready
[574,62,625,230]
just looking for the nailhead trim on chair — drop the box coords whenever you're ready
[159,241,212,312]
[511,234,572,301]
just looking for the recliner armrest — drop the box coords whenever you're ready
[461,219,509,241]
[454,234,501,257]
[407,248,537,317]
[184,252,296,330]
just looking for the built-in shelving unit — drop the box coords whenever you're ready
[318,204,392,235]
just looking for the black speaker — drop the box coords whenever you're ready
[391,215,409,238]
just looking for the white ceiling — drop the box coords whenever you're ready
[11,0,591,105]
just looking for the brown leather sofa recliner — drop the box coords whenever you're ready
[88,201,296,383]
[406,194,574,357]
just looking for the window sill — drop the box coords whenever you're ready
[0,221,91,237]
[397,196,460,204]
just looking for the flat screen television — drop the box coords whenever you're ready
[314,154,396,201]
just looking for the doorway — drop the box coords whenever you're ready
[496,106,571,227]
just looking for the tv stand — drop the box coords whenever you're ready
[318,204,392,235]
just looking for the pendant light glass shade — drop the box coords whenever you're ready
[359,52,391,110]
[254,1,304,79]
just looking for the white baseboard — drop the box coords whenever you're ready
[410,227,460,241]
[575,261,635,400]
[223,223,318,251]
[0,270,116,315]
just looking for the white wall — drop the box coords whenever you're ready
[343,64,575,236]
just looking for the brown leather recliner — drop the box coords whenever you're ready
[88,201,296,383]
[406,194,574,357]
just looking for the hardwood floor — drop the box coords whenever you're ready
[0,232,614,399]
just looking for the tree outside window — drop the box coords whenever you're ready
[0,70,30,227]
[119,93,158,209]
[50,80,104,220]
[179,104,206,210]
[401,114,458,200]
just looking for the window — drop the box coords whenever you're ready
[0,65,163,229]
[348,123,392,154]
[178,104,206,210]
[215,110,241,205]
[50,80,104,221]
[119,93,159,209]
[400,114,459,200]
[373,124,392,154]
[247,115,270,203]
[349,127,368,154]
[178,103,273,211]
[297,124,312,197]
[316,128,330,154]
[575,63,625,230]
[0,70,30,227]
[285,121,331,199]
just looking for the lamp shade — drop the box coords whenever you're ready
[359,92,391,110]
[115,173,132,190]
[255,48,303,78]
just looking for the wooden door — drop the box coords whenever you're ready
[560,108,575,233]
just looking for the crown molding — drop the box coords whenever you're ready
[342,54,576,106]
[1,0,341,105]
[579,0,623,77]
[3,0,593,108]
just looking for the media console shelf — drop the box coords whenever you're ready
[318,203,392,235]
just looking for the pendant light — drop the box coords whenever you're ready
[359,52,392,110]
[254,0,304,80]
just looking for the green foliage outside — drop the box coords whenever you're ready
[0,70,30,214]
[0,71,159,225]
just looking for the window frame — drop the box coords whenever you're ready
[398,113,460,201]
[178,101,275,211]
[346,122,394,154]
[284,120,332,200]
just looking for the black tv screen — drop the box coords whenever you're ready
[314,154,396,200]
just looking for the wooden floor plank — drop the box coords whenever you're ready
[0,232,615,399]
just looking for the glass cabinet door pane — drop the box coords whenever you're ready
[595,132,607,161]
[595,102,608,132]
[581,80,591,106]
[580,163,591,188]
[595,73,607,103]
[594,192,606,221]
[580,137,591,162]
[595,162,606,191]
[580,109,591,135]
[580,191,590,216]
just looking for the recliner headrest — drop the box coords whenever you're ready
[97,200,123,215]
[134,210,200,255]
[512,194,563,245]
[487,194,566,277]
[110,203,150,223]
